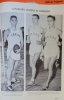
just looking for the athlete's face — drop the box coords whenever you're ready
[10,18,18,26]
[47,17,55,28]
[32,16,39,25]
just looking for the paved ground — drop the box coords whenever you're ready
[26,45,61,91]
[1,47,24,91]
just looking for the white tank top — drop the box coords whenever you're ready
[29,25,43,44]
[7,28,21,60]
[45,28,59,45]
[7,28,21,49]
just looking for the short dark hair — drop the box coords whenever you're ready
[32,14,39,19]
[47,15,56,21]
[10,15,17,20]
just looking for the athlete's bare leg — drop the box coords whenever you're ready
[46,57,56,86]
[28,53,40,85]
[11,60,19,82]
[43,56,56,90]
[44,57,50,70]
[7,57,14,86]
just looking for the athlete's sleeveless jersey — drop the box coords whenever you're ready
[7,28,21,60]
[29,25,43,44]
[45,28,59,46]
[29,25,43,56]
[44,28,60,58]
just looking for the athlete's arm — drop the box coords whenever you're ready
[27,27,31,44]
[4,29,9,42]
[41,28,47,46]
[20,29,23,49]
[57,28,62,46]
[57,28,62,39]
[4,29,9,47]
[16,29,23,54]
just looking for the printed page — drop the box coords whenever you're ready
[0,2,64,100]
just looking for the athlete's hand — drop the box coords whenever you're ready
[43,41,46,46]
[57,41,62,46]
[16,49,21,54]
[37,41,42,45]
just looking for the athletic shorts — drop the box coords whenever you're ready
[44,44,60,59]
[29,44,42,56]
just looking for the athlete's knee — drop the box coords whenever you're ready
[30,61,33,67]
[44,58,48,70]
[44,67,48,70]
[49,59,55,71]
[7,60,14,72]
[30,57,34,67]
[14,61,19,69]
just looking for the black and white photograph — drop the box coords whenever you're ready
[26,14,62,91]
[0,14,2,82]
[1,13,24,91]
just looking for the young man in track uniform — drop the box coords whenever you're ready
[4,15,23,90]
[28,14,44,85]
[43,15,62,90]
